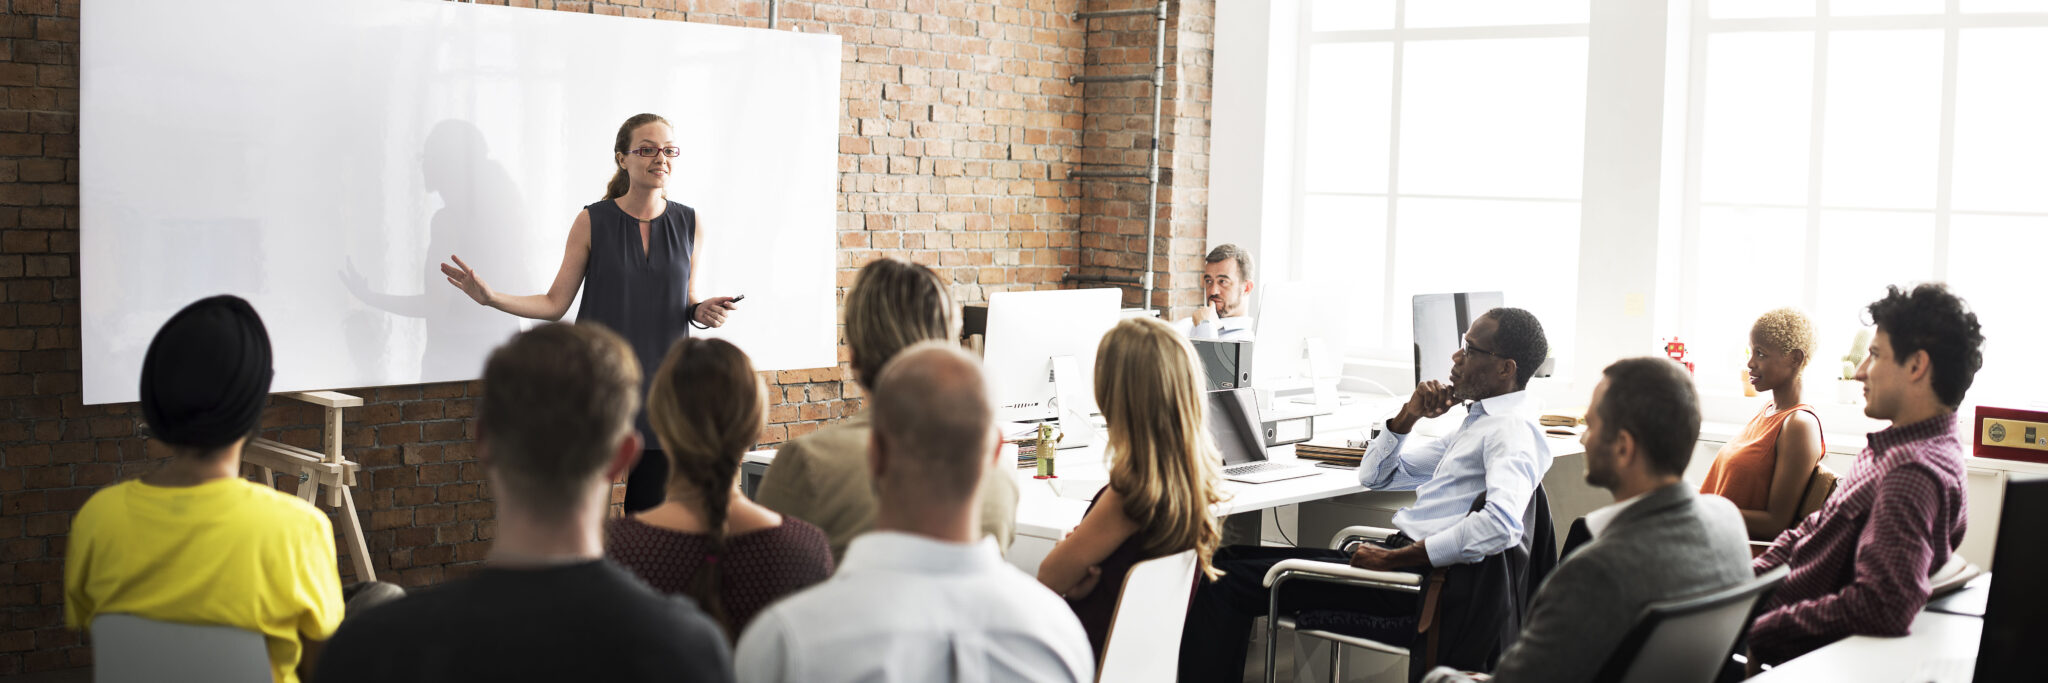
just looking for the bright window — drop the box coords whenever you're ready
[1678,4,2048,406]
[1292,3,1589,363]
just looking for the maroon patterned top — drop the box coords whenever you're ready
[1749,413,1968,665]
[605,516,834,637]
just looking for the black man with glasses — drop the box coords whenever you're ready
[1179,307,1556,682]
[438,113,741,513]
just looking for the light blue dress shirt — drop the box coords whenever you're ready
[1354,390,1552,567]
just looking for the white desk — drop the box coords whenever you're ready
[742,402,1591,575]
[1005,442,1371,574]
[1749,610,1982,683]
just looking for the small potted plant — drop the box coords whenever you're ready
[1838,329,1872,404]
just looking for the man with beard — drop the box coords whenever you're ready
[1421,357,1752,683]
[1173,244,1256,341]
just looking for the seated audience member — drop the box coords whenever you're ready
[735,343,1094,682]
[65,295,345,683]
[1423,357,1753,683]
[1180,307,1553,682]
[1699,308,1826,540]
[1747,284,1983,667]
[317,323,731,682]
[607,337,833,640]
[753,257,1018,562]
[1037,316,1224,657]
[1171,243,1256,341]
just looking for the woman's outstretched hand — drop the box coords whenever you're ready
[695,295,741,328]
[441,255,496,308]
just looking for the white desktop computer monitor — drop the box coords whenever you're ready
[983,288,1122,425]
[1412,291,1505,386]
[1251,281,1351,388]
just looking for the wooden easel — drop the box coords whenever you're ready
[241,391,375,583]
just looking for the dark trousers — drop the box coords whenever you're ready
[1178,545,1422,683]
[623,447,668,513]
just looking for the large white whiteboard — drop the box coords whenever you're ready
[80,0,839,405]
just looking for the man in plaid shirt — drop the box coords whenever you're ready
[1748,283,1985,667]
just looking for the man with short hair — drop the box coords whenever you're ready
[65,295,345,683]
[1423,357,1752,683]
[735,343,1094,683]
[755,257,1018,562]
[1746,283,1983,666]
[316,323,731,683]
[1181,307,1556,681]
[1173,243,1256,341]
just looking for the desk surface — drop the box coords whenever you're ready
[1750,610,1981,683]
[743,405,1592,544]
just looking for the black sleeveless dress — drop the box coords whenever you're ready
[578,199,694,512]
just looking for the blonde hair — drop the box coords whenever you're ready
[645,337,765,642]
[1093,317,1225,580]
[1751,308,1817,371]
[845,258,959,390]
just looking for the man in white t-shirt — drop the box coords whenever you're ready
[1173,243,1256,341]
[734,343,1094,683]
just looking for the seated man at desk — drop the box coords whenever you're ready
[1179,307,1553,681]
[1171,243,1255,341]
[1423,357,1752,683]
[1746,284,1983,667]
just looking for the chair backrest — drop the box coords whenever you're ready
[1098,550,1200,683]
[1789,464,1839,523]
[91,614,272,683]
[1591,566,1790,683]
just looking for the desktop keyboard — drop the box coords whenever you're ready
[1224,461,1293,475]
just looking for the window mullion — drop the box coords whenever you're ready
[1379,0,1406,356]
[1679,0,1711,349]
[1932,0,1961,282]
[1801,10,1829,317]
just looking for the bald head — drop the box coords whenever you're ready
[870,342,994,503]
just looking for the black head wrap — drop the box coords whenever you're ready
[139,295,274,450]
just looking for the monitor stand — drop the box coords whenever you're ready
[1049,355,1095,450]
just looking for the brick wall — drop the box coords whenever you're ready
[0,0,1213,674]
[1068,0,1212,317]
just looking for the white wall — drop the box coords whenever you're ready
[81,0,840,404]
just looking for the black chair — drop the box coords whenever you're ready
[1262,486,1556,682]
[1590,565,1790,683]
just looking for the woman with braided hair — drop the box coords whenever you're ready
[605,337,832,640]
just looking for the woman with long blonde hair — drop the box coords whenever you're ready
[606,337,832,641]
[1037,316,1224,657]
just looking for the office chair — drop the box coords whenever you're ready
[1099,550,1202,683]
[1590,566,1790,683]
[91,613,271,683]
[1261,486,1554,682]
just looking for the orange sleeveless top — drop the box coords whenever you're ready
[1699,402,1824,516]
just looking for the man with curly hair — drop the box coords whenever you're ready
[1747,284,1984,667]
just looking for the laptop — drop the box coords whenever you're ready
[1208,388,1317,484]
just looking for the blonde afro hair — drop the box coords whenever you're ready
[1751,308,1816,371]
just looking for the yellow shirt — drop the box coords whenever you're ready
[65,478,344,683]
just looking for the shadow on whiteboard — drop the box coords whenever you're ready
[339,119,528,384]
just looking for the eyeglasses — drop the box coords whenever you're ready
[628,146,681,158]
[1461,337,1500,359]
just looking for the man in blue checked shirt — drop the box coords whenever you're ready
[1179,307,1553,683]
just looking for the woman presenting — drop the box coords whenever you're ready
[442,112,740,513]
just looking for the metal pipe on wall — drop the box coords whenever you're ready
[1068,0,1170,314]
